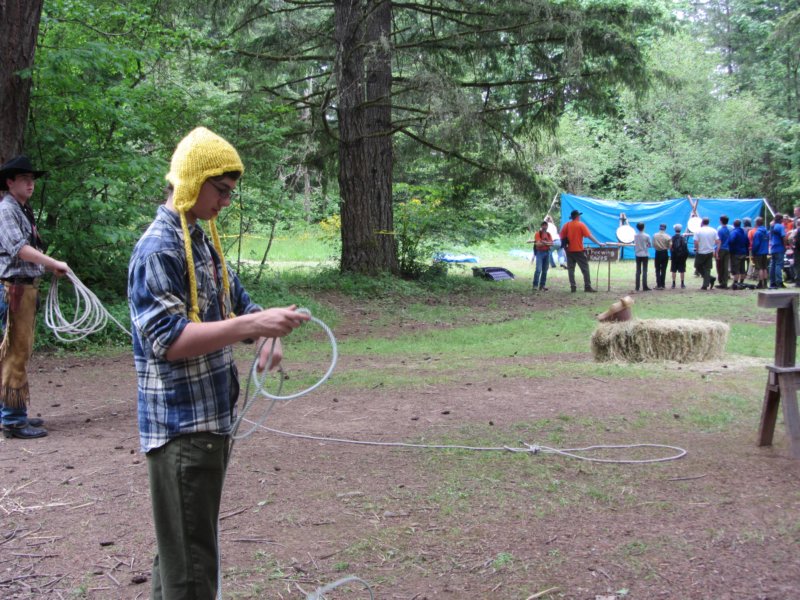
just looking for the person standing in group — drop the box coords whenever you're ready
[559,209,603,293]
[633,222,652,292]
[545,215,566,269]
[694,217,718,290]
[715,215,732,289]
[128,127,310,600]
[528,220,553,291]
[792,207,800,287]
[728,219,750,290]
[0,156,70,440]
[652,223,671,290]
[669,224,690,289]
[743,217,754,279]
[788,206,800,283]
[769,213,786,288]
[751,216,770,289]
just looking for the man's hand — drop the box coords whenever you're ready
[50,260,70,278]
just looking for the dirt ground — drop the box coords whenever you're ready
[2,283,800,600]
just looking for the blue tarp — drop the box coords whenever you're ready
[559,193,765,258]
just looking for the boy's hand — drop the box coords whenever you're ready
[248,305,310,339]
[256,337,283,372]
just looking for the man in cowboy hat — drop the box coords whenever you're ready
[0,155,70,439]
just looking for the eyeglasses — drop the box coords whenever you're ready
[207,180,237,201]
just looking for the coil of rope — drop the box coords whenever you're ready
[44,271,130,342]
[230,308,338,441]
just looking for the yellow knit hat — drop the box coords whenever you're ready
[166,127,245,323]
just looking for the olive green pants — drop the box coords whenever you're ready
[147,432,229,600]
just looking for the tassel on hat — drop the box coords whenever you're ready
[166,127,244,323]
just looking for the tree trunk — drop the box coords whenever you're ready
[0,0,45,162]
[364,0,398,274]
[334,0,398,275]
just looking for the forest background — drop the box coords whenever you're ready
[1,0,799,298]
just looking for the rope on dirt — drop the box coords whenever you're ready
[232,312,686,465]
[220,309,687,598]
[304,575,375,600]
[241,423,687,464]
[44,271,131,342]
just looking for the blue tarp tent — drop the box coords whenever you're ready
[559,193,765,258]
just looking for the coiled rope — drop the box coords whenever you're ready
[44,271,130,342]
[230,308,338,441]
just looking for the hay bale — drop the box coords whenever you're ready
[591,319,729,363]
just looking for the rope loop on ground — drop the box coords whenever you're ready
[304,575,375,600]
[44,271,131,342]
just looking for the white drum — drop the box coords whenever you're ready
[688,216,702,233]
[616,224,636,244]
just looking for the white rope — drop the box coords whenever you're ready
[231,308,338,441]
[230,308,686,465]
[44,271,130,342]
[242,423,687,464]
[219,308,340,599]
[304,575,374,600]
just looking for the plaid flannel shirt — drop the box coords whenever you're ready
[0,194,46,280]
[128,206,261,453]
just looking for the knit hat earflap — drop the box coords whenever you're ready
[166,127,244,323]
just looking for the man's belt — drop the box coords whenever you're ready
[1,277,37,285]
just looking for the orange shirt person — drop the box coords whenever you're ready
[560,209,604,293]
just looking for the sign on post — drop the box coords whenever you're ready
[586,246,620,291]
[586,247,620,262]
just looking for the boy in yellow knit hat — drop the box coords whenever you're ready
[128,127,309,599]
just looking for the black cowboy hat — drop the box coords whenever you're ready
[0,155,48,191]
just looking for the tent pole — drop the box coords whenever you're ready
[545,192,560,220]
[763,197,776,218]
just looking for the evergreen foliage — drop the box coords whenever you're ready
[0,0,793,299]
